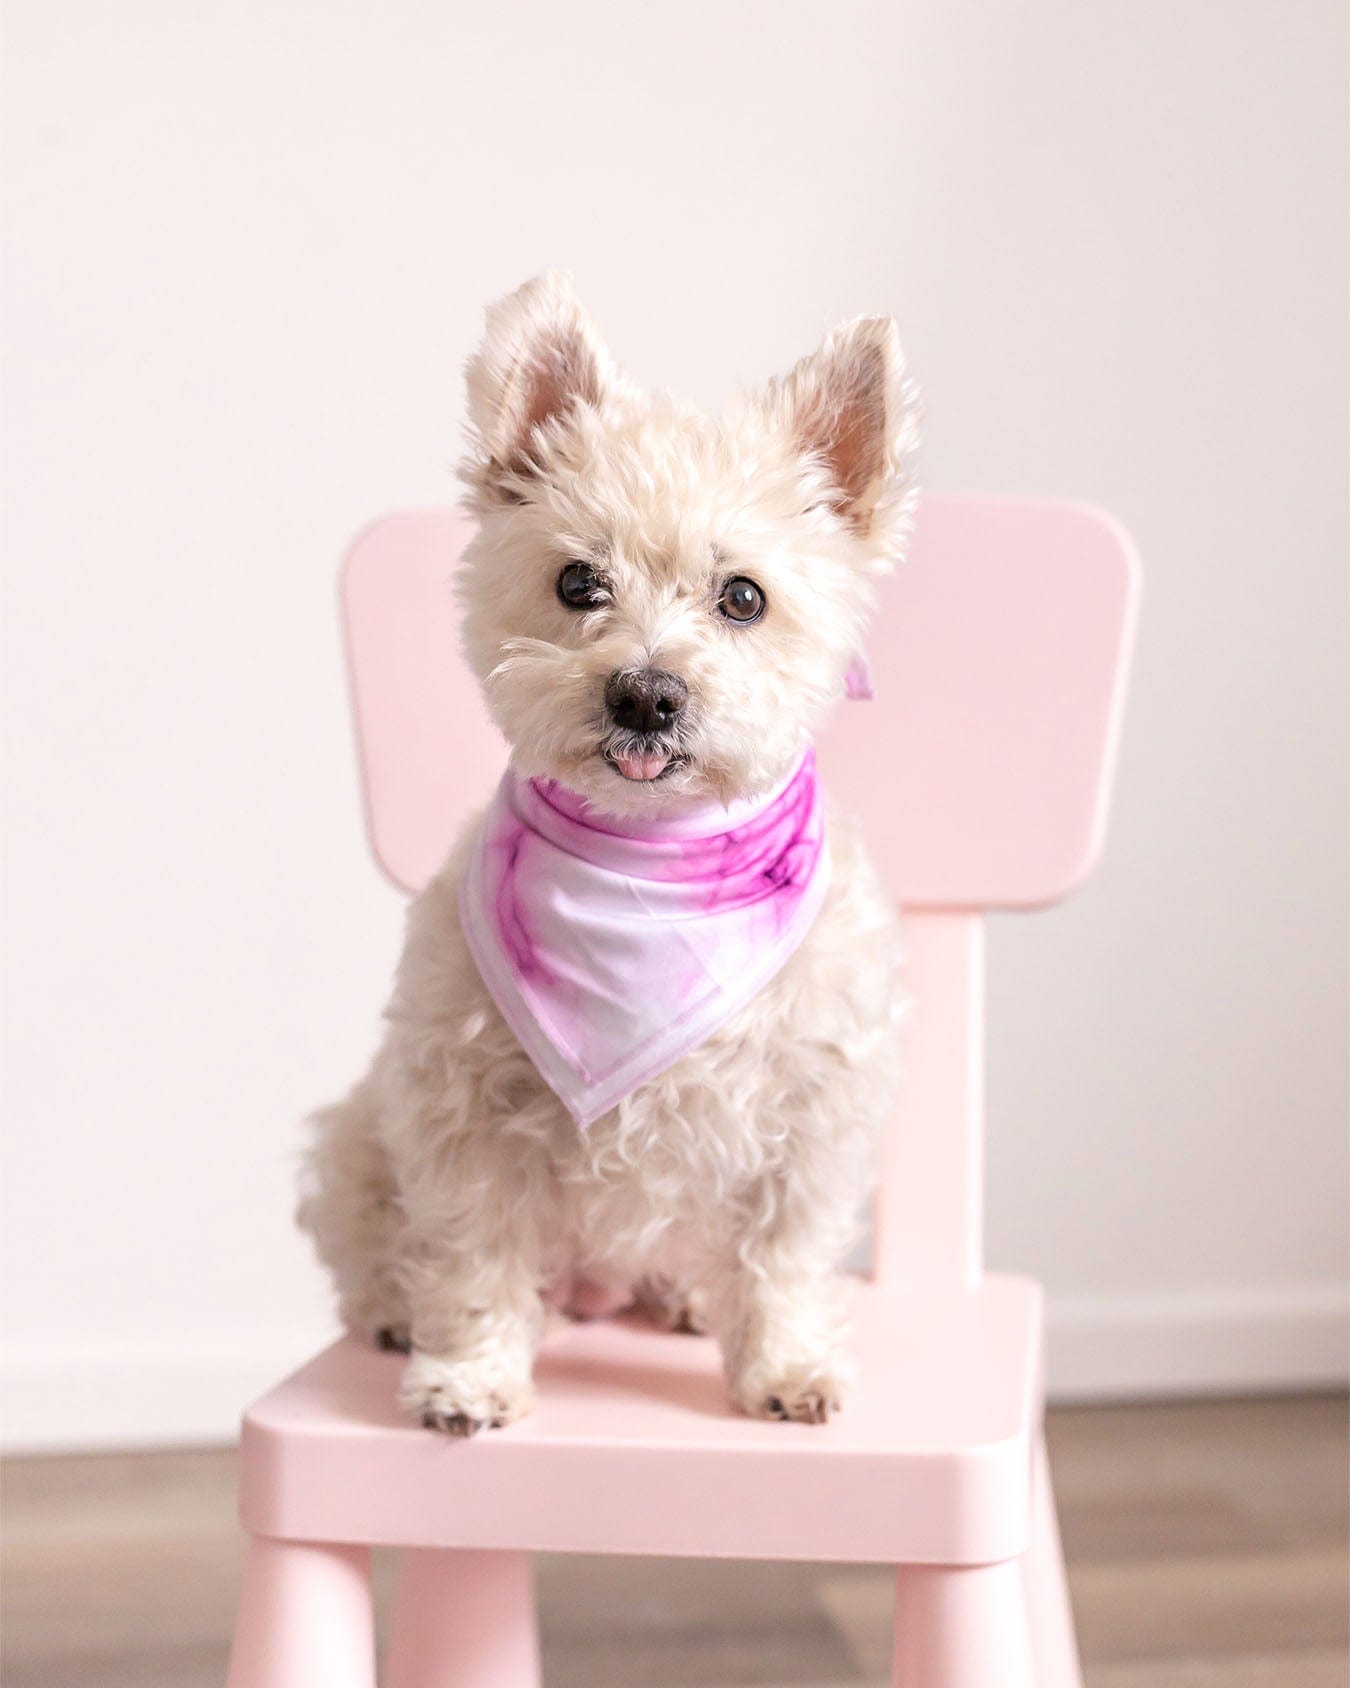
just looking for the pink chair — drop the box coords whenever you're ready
[227,494,1139,1687]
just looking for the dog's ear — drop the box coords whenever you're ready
[463,272,613,503]
[770,316,921,545]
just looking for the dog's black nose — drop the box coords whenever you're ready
[605,667,688,734]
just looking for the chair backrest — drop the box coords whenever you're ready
[343,498,1138,908]
[341,497,1139,1290]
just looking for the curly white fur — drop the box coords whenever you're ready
[300,273,919,1431]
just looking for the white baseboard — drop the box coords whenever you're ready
[2,1284,1346,1454]
[0,1327,338,1455]
[1045,1282,1350,1401]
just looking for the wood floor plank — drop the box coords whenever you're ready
[535,1554,861,1687]
[1087,1655,1350,1688]
[1069,1548,1349,1661]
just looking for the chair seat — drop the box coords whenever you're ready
[240,1274,1043,1567]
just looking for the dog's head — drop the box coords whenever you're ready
[456,272,921,814]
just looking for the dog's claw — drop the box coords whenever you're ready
[421,1408,481,1436]
[753,1385,840,1424]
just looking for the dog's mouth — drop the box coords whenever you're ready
[602,737,689,783]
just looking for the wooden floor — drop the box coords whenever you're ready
[2,1395,1346,1687]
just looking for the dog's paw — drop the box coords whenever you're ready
[638,1276,710,1335]
[732,1362,848,1425]
[666,1293,711,1336]
[398,1350,537,1436]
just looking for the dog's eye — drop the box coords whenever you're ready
[557,561,606,611]
[717,576,766,624]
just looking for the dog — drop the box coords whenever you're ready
[300,273,919,1433]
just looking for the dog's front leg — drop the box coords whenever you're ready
[398,1229,544,1435]
[710,1180,858,1425]
[717,1266,854,1425]
[394,1144,549,1436]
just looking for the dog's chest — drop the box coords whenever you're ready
[546,849,898,1252]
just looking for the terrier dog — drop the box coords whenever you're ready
[300,273,919,1432]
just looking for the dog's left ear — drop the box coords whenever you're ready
[770,316,921,547]
[463,271,614,503]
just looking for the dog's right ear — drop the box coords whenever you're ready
[463,272,613,504]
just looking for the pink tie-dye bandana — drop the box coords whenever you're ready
[459,751,830,1126]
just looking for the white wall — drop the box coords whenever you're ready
[4,0,1345,1450]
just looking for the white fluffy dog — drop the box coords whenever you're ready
[300,274,919,1433]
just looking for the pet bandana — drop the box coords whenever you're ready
[459,750,830,1126]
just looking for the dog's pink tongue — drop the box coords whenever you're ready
[614,750,669,781]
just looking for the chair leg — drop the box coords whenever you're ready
[1024,1434,1083,1687]
[385,1547,541,1688]
[226,1534,375,1688]
[892,1558,1034,1688]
